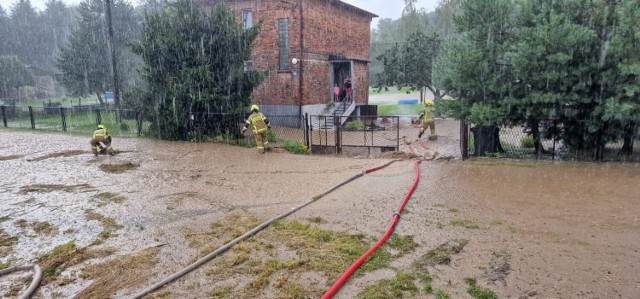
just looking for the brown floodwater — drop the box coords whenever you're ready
[1,130,639,298]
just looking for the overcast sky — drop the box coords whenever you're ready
[1,0,440,28]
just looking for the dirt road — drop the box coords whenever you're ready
[1,129,639,299]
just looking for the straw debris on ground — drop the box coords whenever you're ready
[99,162,140,173]
[76,247,160,299]
[19,183,94,194]
[27,150,84,162]
[413,239,468,270]
[181,211,415,298]
[0,155,24,161]
[38,240,116,285]
[91,192,127,205]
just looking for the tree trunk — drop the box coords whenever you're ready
[621,122,636,155]
[529,119,547,157]
[471,125,503,156]
[96,93,104,105]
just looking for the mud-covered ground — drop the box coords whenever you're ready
[1,122,639,299]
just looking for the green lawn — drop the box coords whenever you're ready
[4,109,146,137]
[376,104,423,116]
[369,86,415,95]
[12,96,97,108]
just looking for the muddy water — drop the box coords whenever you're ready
[1,131,639,298]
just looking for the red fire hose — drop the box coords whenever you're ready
[321,159,422,298]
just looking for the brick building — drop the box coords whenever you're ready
[199,0,377,116]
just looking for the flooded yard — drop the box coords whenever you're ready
[0,128,639,298]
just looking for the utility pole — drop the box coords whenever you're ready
[104,0,120,108]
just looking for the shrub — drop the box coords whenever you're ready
[267,130,276,142]
[119,122,130,132]
[283,140,310,155]
[345,120,365,130]
[520,135,534,148]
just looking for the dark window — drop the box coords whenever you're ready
[242,9,252,29]
[278,18,289,70]
[244,61,255,72]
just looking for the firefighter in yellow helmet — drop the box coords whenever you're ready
[241,105,271,153]
[90,124,114,156]
[417,100,437,140]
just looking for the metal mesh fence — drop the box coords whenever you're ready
[464,120,640,162]
[309,115,399,153]
[1,105,144,137]
[234,114,307,150]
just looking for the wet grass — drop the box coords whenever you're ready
[490,219,503,225]
[0,154,24,161]
[19,183,94,194]
[77,247,160,298]
[306,216,327,224]
[27,150,84,162]
[449,219,480,229]
[15,219,58,235]
[185,211,414,298]
[38,240,116,285]
[85,211,122,239]
[413,240,468,270]
[91,192,126,205]
[359,271,420,298]
[466,161,542,168]
[465,277,497,299]
[0,228,18,256]
[210,285,233,298]
[435,290,451,299]
[99,162,140,173]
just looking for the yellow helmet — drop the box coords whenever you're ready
[424,100,433,106]
[251,104,260,112]
[98,124,106,130]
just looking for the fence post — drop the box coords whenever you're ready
[95,109,102,126]
[396,116,400,151]
[335,116,342,154]
[60,107,67,132]
[1,106,6,127]
[137,112,142,136]
[29,106,35,130]
[304,113,309,148]
[552,120,557,161]
[460,119,469,160]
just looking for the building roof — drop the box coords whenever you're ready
[332,0,378,18]
[200,0,378,19]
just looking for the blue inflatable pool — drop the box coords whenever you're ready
[398,99,419,105]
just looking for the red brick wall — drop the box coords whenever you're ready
[203,0,373,109]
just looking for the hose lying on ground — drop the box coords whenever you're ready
[131,159,399,299]
[321,159,423,298]
[0,264,42,299]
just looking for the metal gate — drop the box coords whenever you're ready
[308,115,399,155]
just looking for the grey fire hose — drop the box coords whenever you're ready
[0,264,42,299]
[131,159,398,298]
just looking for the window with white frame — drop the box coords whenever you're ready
[242,9,253,29]
[278,18,289,70]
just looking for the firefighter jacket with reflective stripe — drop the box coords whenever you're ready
[419,107,434,123]
[246,112,269,134]
[93,128,110,139]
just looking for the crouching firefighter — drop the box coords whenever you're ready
[90,124,114,156]
[241,105,271,154]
